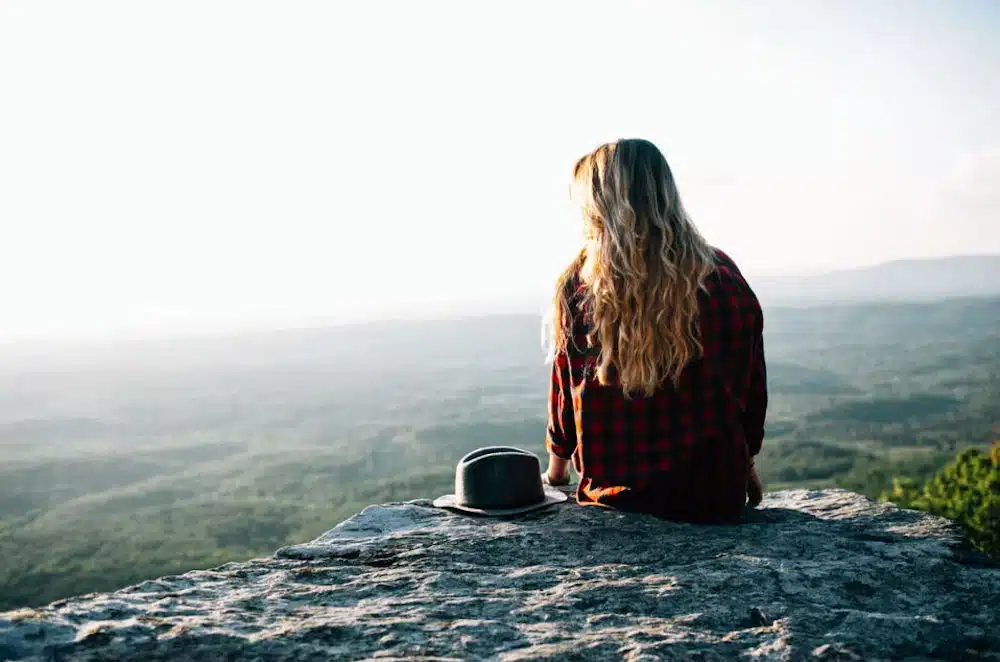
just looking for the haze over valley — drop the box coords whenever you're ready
[1,258,998,609]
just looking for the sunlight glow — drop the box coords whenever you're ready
[1,0,998,339]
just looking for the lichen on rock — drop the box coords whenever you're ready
[1,489,998,661]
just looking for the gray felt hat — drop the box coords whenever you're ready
[433,446,568,516]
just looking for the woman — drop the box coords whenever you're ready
[543,139,767,524]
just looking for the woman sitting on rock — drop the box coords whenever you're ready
[543,138,767,524]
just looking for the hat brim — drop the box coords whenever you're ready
[432,488,568,517]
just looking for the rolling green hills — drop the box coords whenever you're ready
[1,296,998,609]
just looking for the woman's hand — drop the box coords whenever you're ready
[545,454,571,487]
[545,469,571,487]
[747,463,763,508]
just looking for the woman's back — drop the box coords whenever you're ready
[543,139,767,524]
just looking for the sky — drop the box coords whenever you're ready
[1,0,998,340]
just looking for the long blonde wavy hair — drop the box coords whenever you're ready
[548,139,717,397]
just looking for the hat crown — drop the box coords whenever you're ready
[454,446,546,510]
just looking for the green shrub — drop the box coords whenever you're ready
[884,442,1000,558]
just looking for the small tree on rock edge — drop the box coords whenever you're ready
[884,441,1000,558]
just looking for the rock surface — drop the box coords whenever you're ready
[2,489,999,661]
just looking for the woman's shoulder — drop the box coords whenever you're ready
[710,247,743,277]
[704,247,762,310]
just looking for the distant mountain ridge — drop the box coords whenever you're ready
[753,254,1000,306]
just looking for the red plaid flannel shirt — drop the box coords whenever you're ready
[545,249,767,523]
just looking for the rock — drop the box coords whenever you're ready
[1,489,998,661]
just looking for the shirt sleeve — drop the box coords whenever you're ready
[545,351,578,460]
[742,306,768,457]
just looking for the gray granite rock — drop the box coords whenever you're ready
[1,489,998,661]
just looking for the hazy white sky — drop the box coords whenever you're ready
[1,0,998,339]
